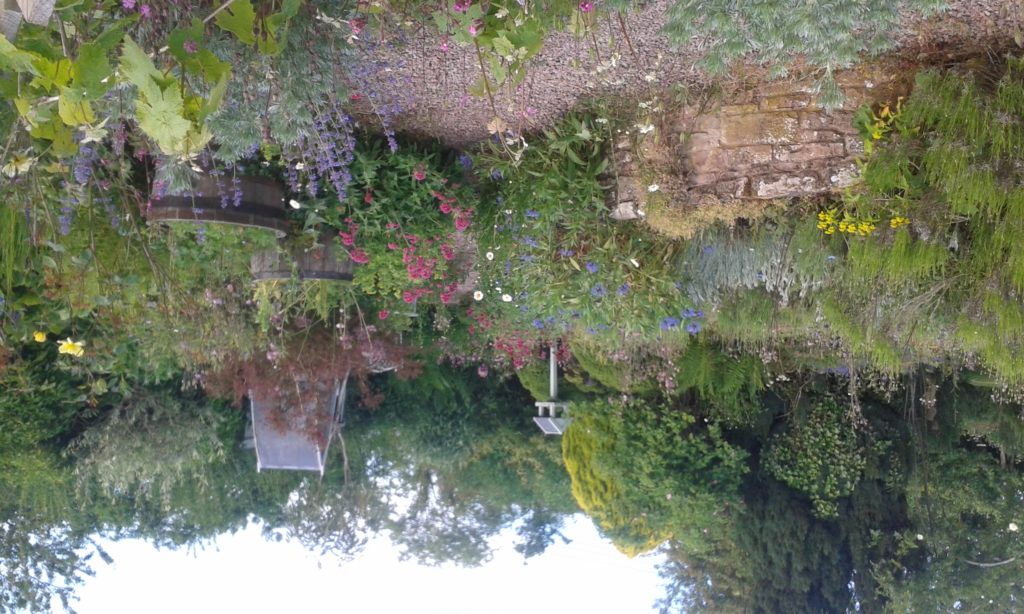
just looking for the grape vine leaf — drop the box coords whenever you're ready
[214,0,257,45]
[0,37,40,75]
[135,86,192,155]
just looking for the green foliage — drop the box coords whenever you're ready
[673,342,766,427]
[661,0,946,107]
[475,108,685,336]
[877,443,1024,612]
[562,397,749,557]
[763,398,866,518]
[69,386,234,513]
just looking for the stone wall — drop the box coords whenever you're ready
[610,62,911,225]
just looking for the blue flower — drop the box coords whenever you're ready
[532,319,545,329]
[504,260,512,276]
[660,316,680,330]
[457,153,473,169]
[702,245,715,255]
[696,310,704,318]
[490,169,504,181]
[585,261,598,273]
[522,236,538,248]
[525,209,540,218]
[686,321,702,335]
[521,255,535,262]
[559,249,575,257]
[586,327,597,335]
[617,282,630,296]
[681,308,696,319]
[591,283,607,298]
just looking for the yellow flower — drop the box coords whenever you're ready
[57,338,85,358]
[33,331,46,343]
[871,129,883,140]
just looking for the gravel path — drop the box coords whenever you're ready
[365,0,1023,149]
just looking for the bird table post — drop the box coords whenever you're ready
[533,342,572,435]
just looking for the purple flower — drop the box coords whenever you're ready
[686,321,702,335]
[457,153,473,170]
[522,236,538,248]
[490,169,504,181]
[681,308,696,319]
[121,0,135,8]
[183,40,199,54]
[617,282,630,296]
[585,261,598,273]
[660,316,680,330]
[525,209,540,218]
[579,0,593,12]
[139,3,151,17]
[559,249,574,257]
[532,319,545,329]
[591,283,607,298]
[702,245,715,255]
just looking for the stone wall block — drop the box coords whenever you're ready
[687,131,721,152]
[721,112,799,147]
[828,164,860,188]
[725,145,773,169]
[754,174,823,198]
[721,103,759,116]
[773,142,845,163]
[844,135,865,156]
[712,178,749,198]
[760,94,814,111]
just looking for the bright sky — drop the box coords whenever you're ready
[73,514,666,614]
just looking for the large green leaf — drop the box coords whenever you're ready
[72,41,114,99]
[0,38,41,75]
[214,0,256,45]
[258,0,302,55]
[57,90,95,126]
[118,36,163,101]
[168,19,230,82]
[135,87,192,155]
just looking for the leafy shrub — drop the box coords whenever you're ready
[763,398,866,518]
[562,397,748,557]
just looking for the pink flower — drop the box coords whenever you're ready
[413,166,426,181]
[477,365,489,378]
[453,0,471,13]
[350,248,369,264]
[440,202,453,215]
[455,216,470,231]
[348,18,366,35]
[440,244,455,261]
[402,290,416,304]
[468,19,482,37]
[439,36,449,52]
[578,0,593,12]
[139,4,151,17]
[364,191,374,204]
[183,40,198,54]
[387,243,398,250]
[122,0,135,8]
[339,231,355,246]
[378,310,389,320]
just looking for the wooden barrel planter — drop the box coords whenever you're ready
[251,238,356,282]
[146,175,291,238]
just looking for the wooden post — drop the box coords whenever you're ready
[14,0,54,25]
[548,345,558,401]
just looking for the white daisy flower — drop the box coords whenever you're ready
[647,184,660,192]
[473,291,484,301]
[486,252,494,260]
[501,294,512,302]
